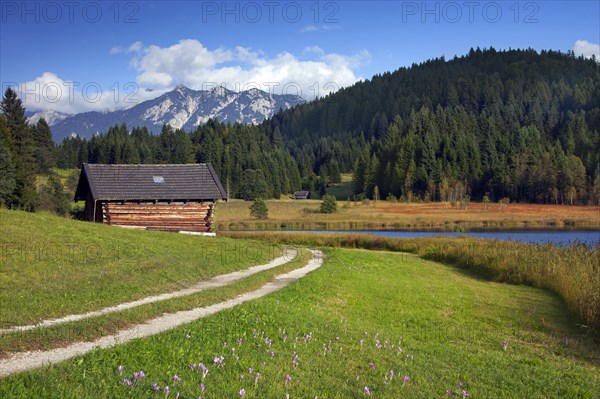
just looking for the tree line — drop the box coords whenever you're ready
[264,48,600,205]
[56,119,303,200]
[2,48,599,215]
[0,88,70,214]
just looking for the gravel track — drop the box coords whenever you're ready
[0,249,323,378]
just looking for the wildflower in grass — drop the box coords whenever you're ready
[369,362,375,370]
[462,390,469,397]
[186,333,191,339]
[255,372,260,385]
[285,374,292,387]
[360,339,364,346]
[389,370,394,381]
[173,374,182,382]
[239,388,246,397]
[458,382,463,388]
[238,337,243,345]
[224,341,227,347]
[200,383,205,392]
[240,374,244,380]
[503,341,509,351]
[364,386,372,396]
[118,365,123,376]
[134,370,145,380]
[152,383,161,392]
[403,376,410,385]
[165,386,169,396]
[397,347,403,355]
[447,389,453,396]
[122,378,133,386]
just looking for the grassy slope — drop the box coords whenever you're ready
[1,249,597,398]
[0,250,312,357]
[215,199,600,231]
[0,210,280,326]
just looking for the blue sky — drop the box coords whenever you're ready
[1,1,598,114]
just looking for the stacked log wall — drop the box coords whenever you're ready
[102,201,214,232]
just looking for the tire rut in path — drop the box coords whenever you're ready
[0,249,323,378]
[0,248,297,334]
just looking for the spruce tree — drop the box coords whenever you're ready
[32,118,55,173]
[1,88,38,210]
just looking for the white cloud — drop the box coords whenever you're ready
[128,39,369,99]
[300,24,318,33]
[110,41,144,55]
[16,39,368,114]
[573,40,600,59]
[15,71,165,114]
[299,24,341,33]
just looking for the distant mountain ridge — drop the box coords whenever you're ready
[29,85,305,141]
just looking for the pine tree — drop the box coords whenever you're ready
[249,198,269,219]
[1,88,38,210]
[32,118,55,173]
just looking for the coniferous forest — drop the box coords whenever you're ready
[2,48,600,209]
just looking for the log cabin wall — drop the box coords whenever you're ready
[102,201,214,232]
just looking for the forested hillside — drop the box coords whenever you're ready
[5,48,599,207]
[57,120,301,200]
[266,48,600,204]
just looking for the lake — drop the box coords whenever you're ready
[292,230,600,247]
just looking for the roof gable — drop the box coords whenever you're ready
[74,163,228,201]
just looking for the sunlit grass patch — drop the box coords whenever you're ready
[2,249,598,398]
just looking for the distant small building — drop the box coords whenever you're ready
[293,190,311,200]
[74,163,228,233]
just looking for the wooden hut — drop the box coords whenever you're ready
[74,163,228,233]
[293,190,311,199]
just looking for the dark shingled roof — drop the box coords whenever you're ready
[74,163,228,201]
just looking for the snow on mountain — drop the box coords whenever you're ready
[49,85,304,141]
[26,110,71,126]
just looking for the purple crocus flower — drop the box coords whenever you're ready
[447,389,453,396]
[200,383,205,392]
[151,383,161,391]
[463,390,469,398]
[255,372,260,384]
[502,341,509,350]
[173,374,182,382]
[165,386,169,396]
[117,365,123,375]
[122,378,133,386]
[239,388,246,397]
[369,362,375,370]
[403,376,410,385]
[364,386,372,396]
[285,374,292,386]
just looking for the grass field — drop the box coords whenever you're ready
[224,232,600,333]
[216,198,600,231]
[0,209,281,327]
[0,249,312,357]
[1,248,598,398]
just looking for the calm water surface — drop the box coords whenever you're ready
[294,230,600,247]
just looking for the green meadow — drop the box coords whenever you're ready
[0,209,281,327]
[1,248,598,398]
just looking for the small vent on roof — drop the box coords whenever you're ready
[153,176,165,184]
